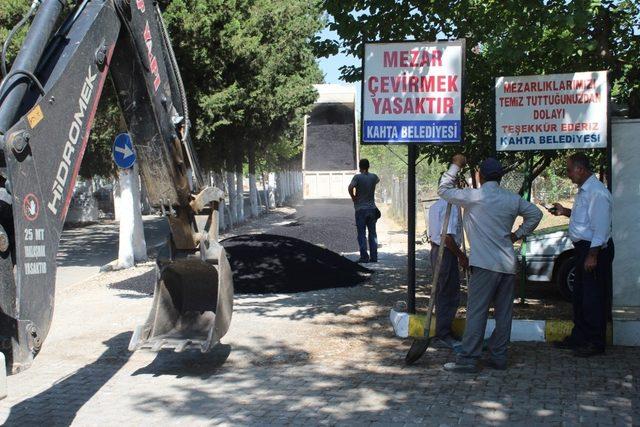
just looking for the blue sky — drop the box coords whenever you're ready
[316,27,362,112]
[316,27,359,84]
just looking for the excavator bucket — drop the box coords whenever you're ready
[129,189,234,353]
[128,246,233,353]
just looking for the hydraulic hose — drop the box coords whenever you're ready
[0,0,64,135]
[155,3,204,189]
[1,0,41,79]
[154,3,189,142]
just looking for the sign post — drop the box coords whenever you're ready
[110,133,146,269]
[407,144,417,312]
[362,40,465,314]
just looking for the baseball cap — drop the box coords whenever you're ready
[480,157,504,180]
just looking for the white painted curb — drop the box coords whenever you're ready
[613,320,640,346]
[389,309,408,338]
[391,309,548,342]
[0,352,6,400]
[391,309,640,346]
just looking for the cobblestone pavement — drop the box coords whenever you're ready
[1,203,638,426]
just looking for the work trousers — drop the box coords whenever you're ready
[457,267,515,366]
[430,243,460,339]
[355,208,377,261]
[571,239,614,350]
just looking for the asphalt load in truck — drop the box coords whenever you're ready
[221,234,371,293]
[304,103,357,171]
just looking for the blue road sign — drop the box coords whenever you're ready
[112,133,136,169]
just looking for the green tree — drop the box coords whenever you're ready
[162,0,323,174]
[2,0,322,182]
[323,0,640,189]
[0,2,122,179]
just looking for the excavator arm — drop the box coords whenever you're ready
[0,0,233,374]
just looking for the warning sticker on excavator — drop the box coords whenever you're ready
[27,105,44,129]
[22,194,40,221]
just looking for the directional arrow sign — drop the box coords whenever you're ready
[112,133,136,169]
[114,144,134,158]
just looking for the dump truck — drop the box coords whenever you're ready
[302,84,358,200]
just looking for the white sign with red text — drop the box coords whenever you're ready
[496,71,608,151]
[362,40,464,144]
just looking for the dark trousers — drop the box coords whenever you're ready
[430,243,460,339]
[355,208,377,261]
[571,239,614,350]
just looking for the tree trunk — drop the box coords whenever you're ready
[285,171,290,200]
[139,175,151,215]
[260,172,269,211]
[213,171,226,231]
[248,146,259,218]
[268,172,276,208]
[274,172,280,206]
[226,168,237,225]
[282,171,287,200]
[131,164,147,262]
[260,171,269,212]
[275,172,283,206]
[117,167,147,268]
[471,170,478,189]
[235,156,244,223]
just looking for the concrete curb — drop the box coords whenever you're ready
[0,353,5,400]
[390,309,616,344]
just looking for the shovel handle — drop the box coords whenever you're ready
[460,205,470,284]
[423,202,452,336]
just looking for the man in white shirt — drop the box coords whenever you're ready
[428,196,468,348]
[439,154,542,372]
[551,153,614,357]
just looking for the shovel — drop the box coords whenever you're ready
[460,205,470,286]
[405,202,452,365]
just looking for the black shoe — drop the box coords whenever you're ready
[573,343,605,358]
[369,259,378,263]
[552,337,576,350]
[433,335,462,350]
[356,258,370,263]
[484,359,507,371]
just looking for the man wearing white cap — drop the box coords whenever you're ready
[438,154,542,373]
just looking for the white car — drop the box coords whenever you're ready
[522,225,575,300]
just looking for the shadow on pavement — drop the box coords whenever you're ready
[108,268,156,296]
[132,344,231,379]
[121,306,640,426]
[4,332,132,426]
[56,218,168,268]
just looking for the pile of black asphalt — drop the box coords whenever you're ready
[221,234,371,294]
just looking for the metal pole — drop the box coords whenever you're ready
[407,144,417,314]
[518,154,533,305]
